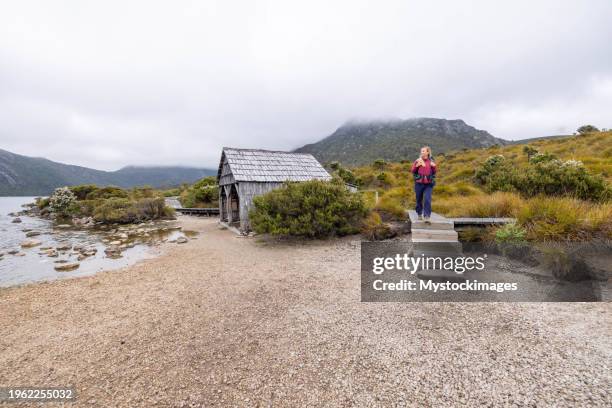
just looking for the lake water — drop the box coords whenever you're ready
[0,197,185,288]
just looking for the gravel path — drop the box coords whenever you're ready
[1,217,610,407]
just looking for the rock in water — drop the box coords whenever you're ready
[54,262,80,272]
[12,217,22,223]
[25,231,41,237]
[104,246,122,258]
[176,237,188,244]
[21,239,42,248]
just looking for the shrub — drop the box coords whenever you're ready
[577,124,599,134]
[92,197,173,224]
[250,180,367,238]
[474,155,519,192]
[495,223,527,243]
[70,184,99,200]
[179,177,219,208]
[361,212,393,241]
[475,153,608,201]
[134,197,168,219]
[86,186,129,200]
[36,197,50,210]
[522,158,607,201]
[49,187,78,217]
[523,145,538,159]
[373,159,387,170]
[93,198,137,223]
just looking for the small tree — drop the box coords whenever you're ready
[49,187,77,218]
[373,158,387,171]
[522,145,538,160]
[577,125,599,135]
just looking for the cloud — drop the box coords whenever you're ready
[0,0,610,169]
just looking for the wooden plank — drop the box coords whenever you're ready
[451,217,515,225]
[407,210,454,230]
[411,228,458,241]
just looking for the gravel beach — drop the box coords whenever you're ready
[1,217,610,407]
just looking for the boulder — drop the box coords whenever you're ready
[25,231,41,237]
[21,239,42,248]
[56,224,71,229]
[109,240,122,246]
[56,244,72,251]
[8,249,19,255]
[54,262,80,272]
[176,236,188,244]
[12,217,22,223]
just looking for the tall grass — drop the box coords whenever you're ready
[434,192,523,218]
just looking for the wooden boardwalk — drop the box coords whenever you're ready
[165,197,219,217]
[175,207,219,216]
[451,217,515,226]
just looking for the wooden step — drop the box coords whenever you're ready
[408,210,454,230]
[411,228,458,242]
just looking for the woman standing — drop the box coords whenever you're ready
[411,146,436,222]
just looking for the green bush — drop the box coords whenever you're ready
[92,197,172,224]
[475,153,608,201]
[179,176,219,208]
[250,180,367,238]
[70,184,99,200]
[495,223,527,243]
[93,198,137,223]
[474,155,519,192]
[86,186,129,200]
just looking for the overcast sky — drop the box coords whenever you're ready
[1,0,611,170]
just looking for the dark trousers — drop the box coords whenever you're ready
[415,182,433,217]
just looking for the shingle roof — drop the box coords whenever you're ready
[218,148,331,183]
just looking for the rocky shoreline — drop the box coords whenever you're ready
[1,199,195,285]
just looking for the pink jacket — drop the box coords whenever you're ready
[411,158,436,184]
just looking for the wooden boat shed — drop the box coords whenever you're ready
[217,147,332,231]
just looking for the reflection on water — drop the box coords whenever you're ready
[0,197,192,288]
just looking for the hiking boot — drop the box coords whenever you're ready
[424,216,431,223]
[417,215,423,220]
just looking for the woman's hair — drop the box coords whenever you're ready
[421,146,432,158]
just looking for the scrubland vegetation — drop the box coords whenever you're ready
[246,130,611,241]
[347,130,612,242]
[38,184,175,224]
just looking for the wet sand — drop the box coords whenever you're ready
[0,217,610,407]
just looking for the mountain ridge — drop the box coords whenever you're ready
[295,117,508,166]
[0,148,215,196]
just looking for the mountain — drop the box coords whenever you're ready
[0,149,216,196]
[295,118,507,166]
